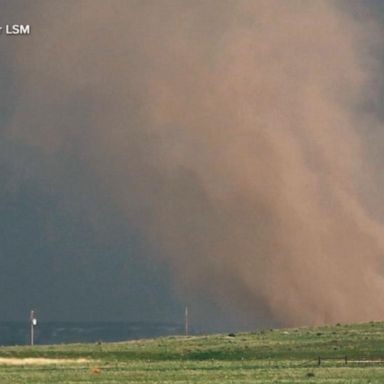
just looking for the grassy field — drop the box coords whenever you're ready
[1,322,384,383]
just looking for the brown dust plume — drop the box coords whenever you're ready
[6,0,384,326]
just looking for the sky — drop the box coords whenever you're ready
[0,0,384,332]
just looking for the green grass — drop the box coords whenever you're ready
[1,321,384,383]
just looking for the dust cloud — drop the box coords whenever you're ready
[5,0,384,326]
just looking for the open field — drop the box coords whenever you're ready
[1,322,384,383]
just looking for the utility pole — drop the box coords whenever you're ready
[30,310,37,346]
[184,306,189,336]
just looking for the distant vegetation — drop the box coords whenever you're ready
[1,321,384,383]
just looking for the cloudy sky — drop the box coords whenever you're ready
[1,1,384,331]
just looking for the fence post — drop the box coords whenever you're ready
[345,356,348,365]
[318,357,321,366]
